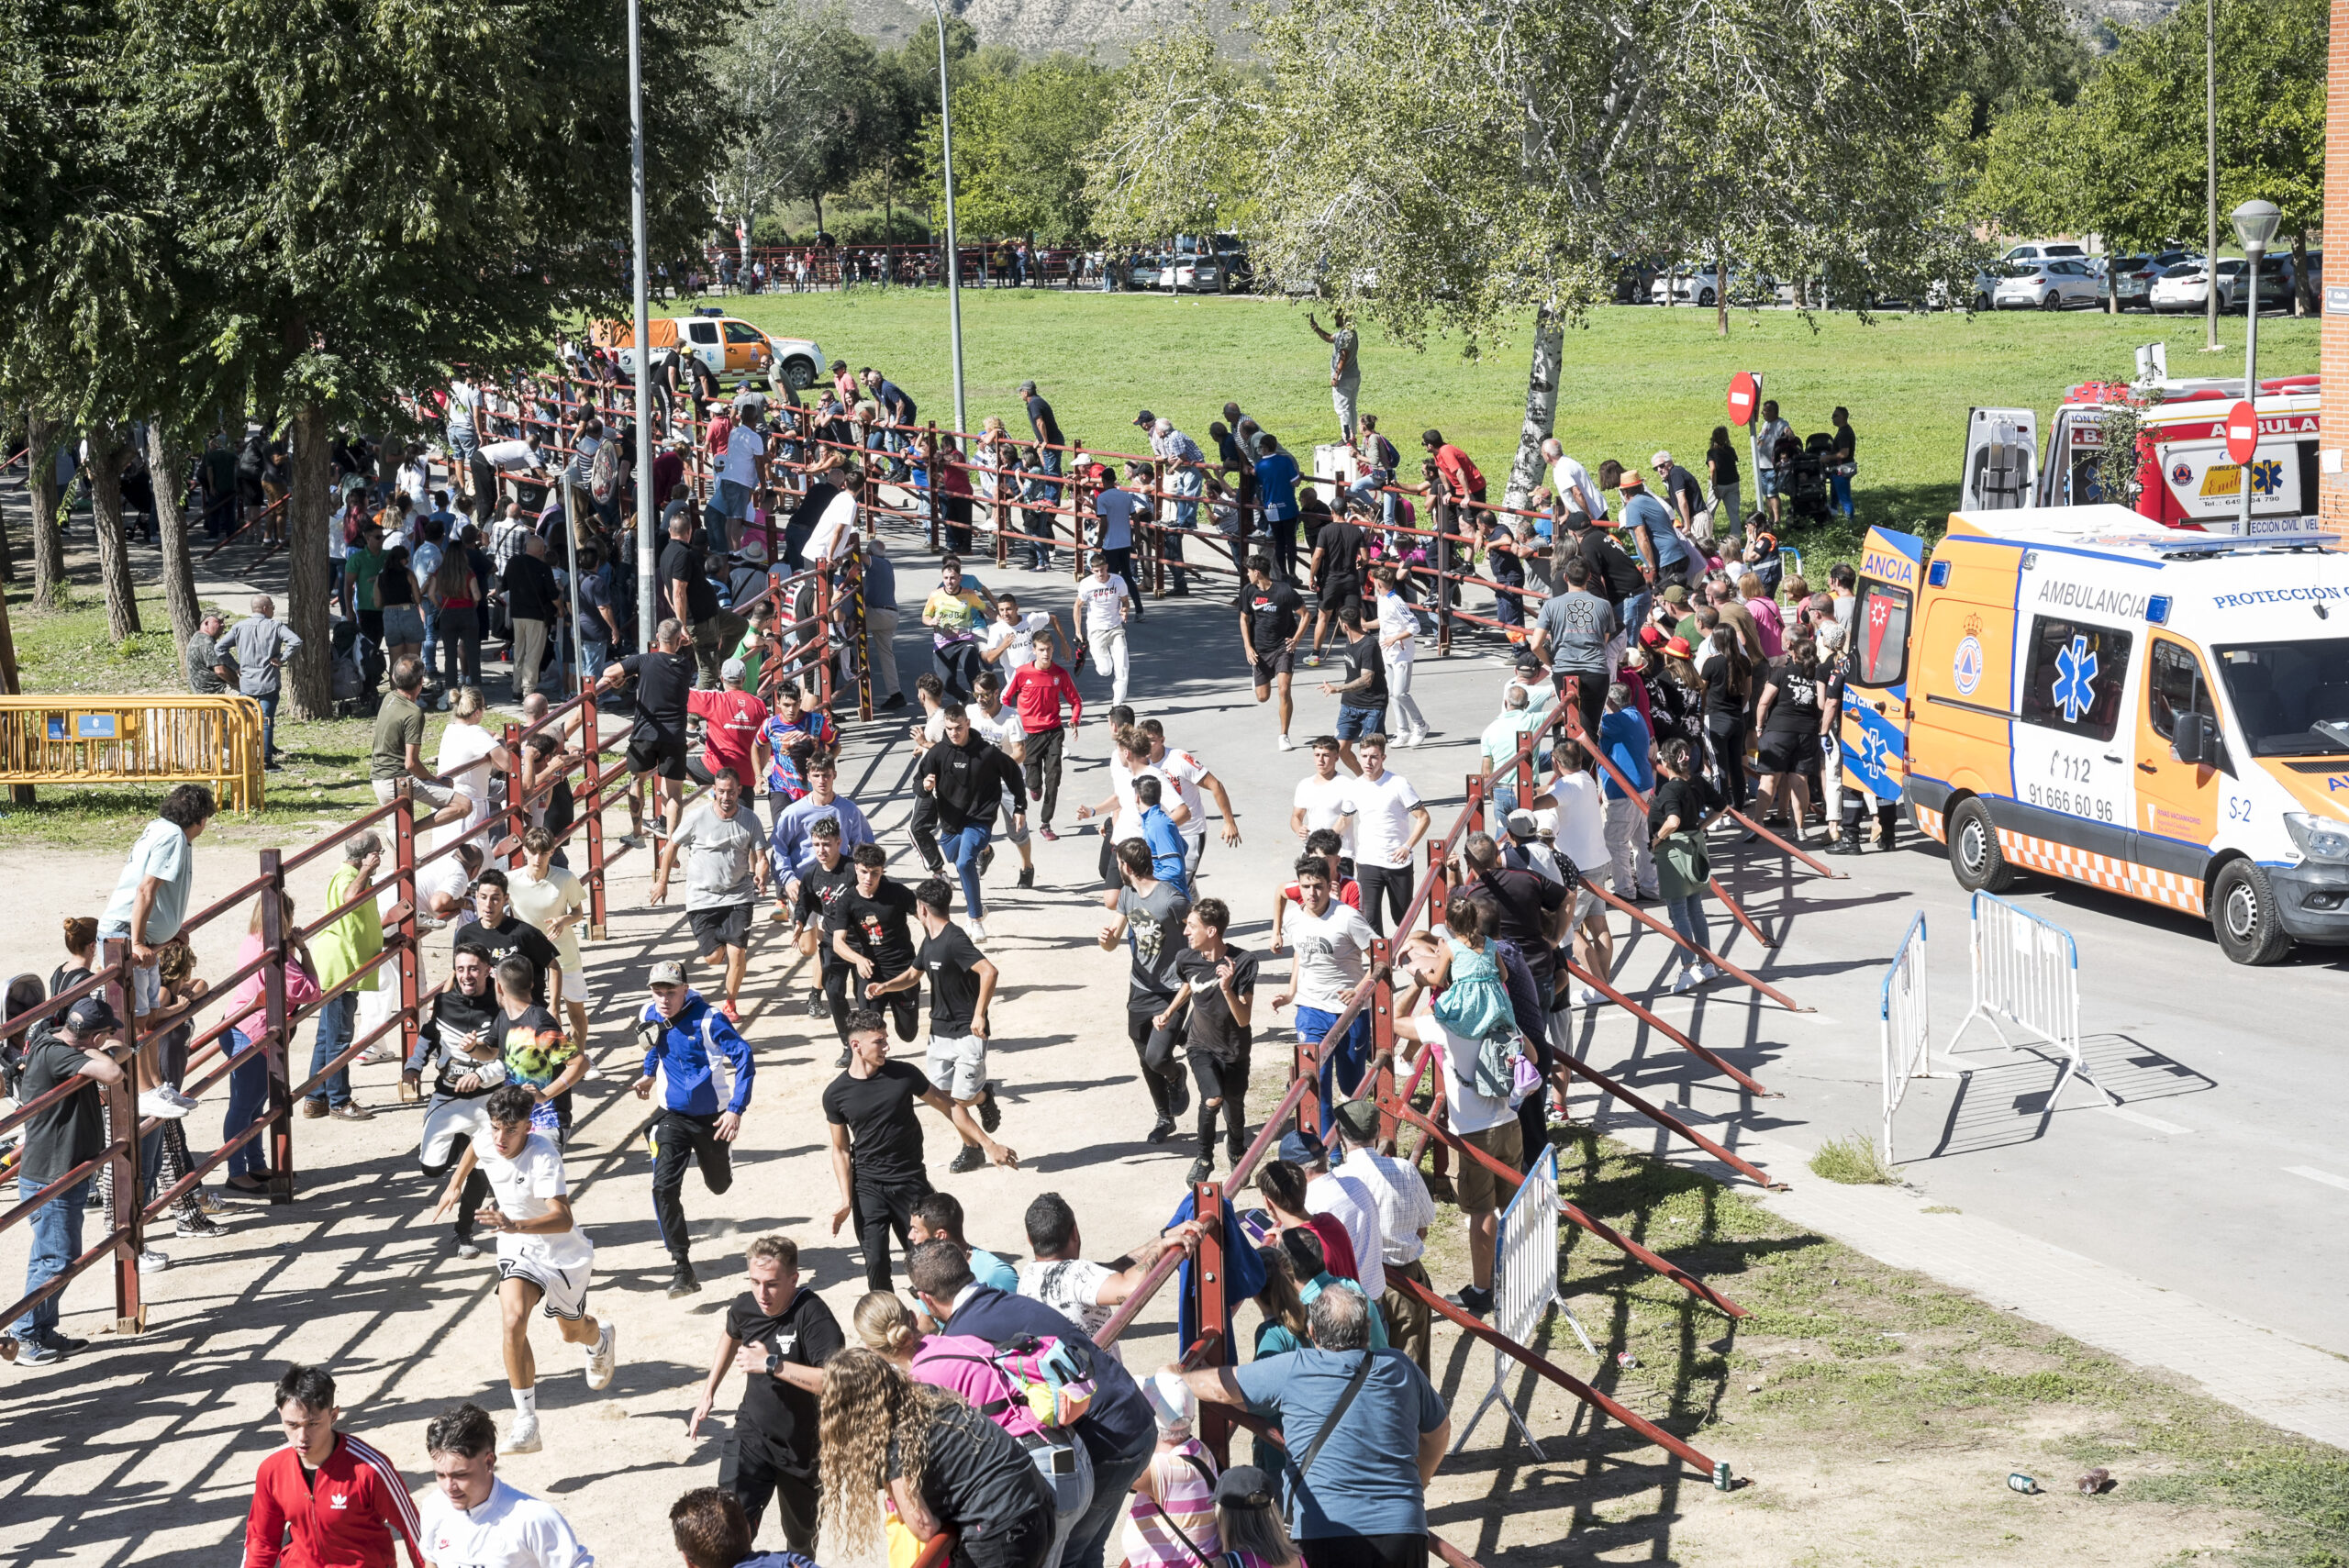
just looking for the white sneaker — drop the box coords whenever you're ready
[1276,733,1297,751]
[137,1247,171,1273]
[1698,962,1724,983]
[499,1414,543,1454]
[1670,968,1698,995]
[585,1323,618,1391]
[138,1090,190,1121]
[164,1086,202,1111]
[968,919,990,944]
[1576,986,1606,1006]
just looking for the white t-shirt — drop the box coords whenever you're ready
[1551,453,1606,519]
[1074,575,1132,633]
[508,865,587,978]
[1018,1258,1123,1364]
[1550,772,1609,875]
[1376,592,1418,665]
[1285,898,1373,1011]
[1351,770,1424,869]
[804,489,859,564]
[721,425,765,489]
[418,1477,596,1568]
[474,1129,594,1270]
[1421,1004,1513,1135]
[432,721,502,851]
[971,704,1026,752]
[1304,1168,1386,1298]
[1093,488,1143,550]
[481,439,540,473]
[980,610,1053,666]
[1108,756,1173,844]
[1156,747,1208,840]
[1292,773,1358,860]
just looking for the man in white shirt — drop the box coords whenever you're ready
[1542,437,1607,521]
[1089,466,1149,621]
[716,417,767,552]
[418,1400,597,1565]
[1348,736,1430,936]
[1270,854,1375,1138]
[1289,737,1358,874]
[1392,932,1523,1318]
[1017,1191,1199,1367]
[970,671,1036,891]
[1140,718,1240,884]
[1296,1131,1386,1301]
[1074,728,1185,891]
[1534,753,1616,1004]
[480,435,547,476]
[800,468,862,566]
[1330,1096,1438,1371]
[1072,550,1133,707]
[977,592,1054,672]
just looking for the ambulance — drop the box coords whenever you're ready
[1839,506,2349,964]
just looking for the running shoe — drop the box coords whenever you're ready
[1452,1284,1495,1318]
[174,1211,225,1240]
[14,1339,58,1365]
[161,1085,202,1111]
[498,1415,542,1455]
[1575,986,1606,1007]
[1167,1073,1191,1118]
[719,999,741,1025]
[947,1144,986,1174]
[1017,867,1035,890]
[1698,962,1724,983]
[453,1231,484,1260]
[666,1264,701,1299]
[585,1323,618,1390]
[1276,734,1297,751]
[1670,967,1699,995]
[1147,1117,1176,1144]
[806,991,829,1018]
[978,1082,1001,1133]
[1037,824,1059,842]
[138,1089,190,1121]
[1185,1156,1215,1184]
[137,1247,171,1273]
[979,844,996,876]
[969,919,990,944]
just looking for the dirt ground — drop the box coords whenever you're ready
[0,739,2335,1568]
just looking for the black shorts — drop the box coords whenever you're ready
[1251,646,1294,686]
[689,902,754,953]
[1756,728,1817,775]
[628,727,691,780]
[1319,575,1361,612]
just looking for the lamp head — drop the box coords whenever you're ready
[2230,198,2281,255]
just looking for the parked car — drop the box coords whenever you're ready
[1650,263,1771,307]
[1162,249,1253,294]
[1989,259,2102,310]
[2151,257,2296,314]
[2106,250,2199,310]
[2001,240,2091,268]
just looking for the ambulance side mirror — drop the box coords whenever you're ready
[2172,711,2221,770]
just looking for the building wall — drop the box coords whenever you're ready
[2323,0,2349,529]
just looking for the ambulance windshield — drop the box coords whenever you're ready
[2212,640,2349,756]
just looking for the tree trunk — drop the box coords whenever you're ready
[2291,231,2313,317]
[812,190,826,237]
[148,423,204,659]
[1503,306,1564,510]
[86,425,141,640]
[285,404,335,718]
[28,412,67,606]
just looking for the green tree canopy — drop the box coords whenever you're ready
[923,54,1114,242]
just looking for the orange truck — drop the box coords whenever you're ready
[1841,506,2349,964]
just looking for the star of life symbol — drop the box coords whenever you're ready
[2053,635,2098,724]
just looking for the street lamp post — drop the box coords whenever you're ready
[929,0,968,437]
[629,0,657,649]
[2231,198,2280,533]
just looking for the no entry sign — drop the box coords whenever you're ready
[2223,400,2258,465]
[1728,372,1760,427]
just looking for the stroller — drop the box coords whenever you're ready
[1775,433,1831,526]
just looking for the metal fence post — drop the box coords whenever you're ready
[926,422,943,553]
[1370,938,1397,1151]
[260,848,293,1203]
[101,936,144,1330]
[1191,1175,1231,1468]
[1433,492,1455,656]
[814,569,836,712]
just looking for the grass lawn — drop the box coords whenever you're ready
[718,288,2320,563]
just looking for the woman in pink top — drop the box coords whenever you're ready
[1740,571,1786,660]
[1124,1373,1220,1568]
[218,891,322,1192]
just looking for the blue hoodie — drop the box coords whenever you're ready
[637,989,754,1116]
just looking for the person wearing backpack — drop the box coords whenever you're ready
[1170,1286,1448,1568]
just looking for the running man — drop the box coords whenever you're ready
[970,671,1037,891]
[1269,856,1376,1136]
[824,1007,1017,1292]
[652,769,768,1022]
[685,1237,844,1554]
[1289,737,1360,876]
[868,877,1002,1174]
[633,959,755,1298]
[243,1364,423,1568]
[1236,555,1308,749]
[406,947,504,1256]
[597,617,696,842]
[787,818,858,1035]
[916,703,1028,943]
[417,1402,596,1562]
[1140,717,1241,886]
[825,844,922,1048]
[767,751,876,920]
[1003,627,1082,840]
[430,1084,618,1455]
[1152,898,1257,1185]
[1073,550,1134,707]
[1098,837,1193,1144]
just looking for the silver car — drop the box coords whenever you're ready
[1990,259,2101,310]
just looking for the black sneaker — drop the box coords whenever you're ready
[806,990,829,1018]
[948,1143,986,1174]
[979,844,996,876]
[1185,1156,1215,1184]
[1147,1117,1176,1144]
[1453,1284,1495,1318]
[39,1330,87,1354]
[1017,867,1035,890]
[835,1048,851,1069]
[978,1083,1002,1133]
[1167,1073,1191,1118]
[666,1264,701,1299]
[878,694,907,711]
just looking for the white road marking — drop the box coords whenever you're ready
[2287,1165,2349,1194]
[2099,1106,2194,1136]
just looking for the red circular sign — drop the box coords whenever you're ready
[1728,372,1759,427]
[2223,399,2259,465]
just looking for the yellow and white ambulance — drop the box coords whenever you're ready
[1841,505,2349,963]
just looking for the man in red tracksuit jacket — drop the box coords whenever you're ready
[245,1364,424,1568]
[1003,628,1082,840]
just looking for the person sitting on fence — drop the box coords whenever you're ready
[371,659,468,824]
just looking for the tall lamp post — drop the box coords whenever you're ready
[929,0,968,436]
[2232,198,2280,533]
[629,0,657,647]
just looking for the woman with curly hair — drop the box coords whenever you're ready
[818,1346,1056,1568]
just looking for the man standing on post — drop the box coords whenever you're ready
[228,594,302,769]
[1308,310,1362,442]
[686,1236,843,1555]
[634,960,755,1298]
[1531,557,1619,745]
[243,1364,424,1568]
[652,769,768,1023]
[9,997,125,1363]
[95,783,212,1117]
[824,1007,1016,1292]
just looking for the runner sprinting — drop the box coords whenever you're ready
[417,1401,597,1562]
[1003,627,1082,840]
[243,1364,424,1568]
[825,843,922,1051]
[430,1084,617,1455]
[1152,898,1257,1185]
[970,672,1037,891]
[787,818,859,1035]
[1074,550,1134,707]
[633,959,755,1299]
[651,768,768,1022]
[1236,555,1308,750]
[1140,718,1241,887]
[767,751,877,923]
[406,947,504,1257]
[1269,855,1377,1136]
[1098,837,1194,1144]
[867,876,1002,1173]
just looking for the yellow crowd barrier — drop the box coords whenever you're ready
[0,695,266,812]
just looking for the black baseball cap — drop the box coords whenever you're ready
[1133,409,1156,428]
[65,996,121,1035]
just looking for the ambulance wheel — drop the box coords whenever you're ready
[1948,798,2017,895]
[2210,860,2292,965]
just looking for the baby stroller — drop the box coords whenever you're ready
[1777,434,1831,526]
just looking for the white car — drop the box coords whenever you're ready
[1649,264,1765,307]
[2002,241,2091,269]
[1989,259,2101,310]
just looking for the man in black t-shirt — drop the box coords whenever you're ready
[1458,832,1570,1000]
[823,1007,1016,1291]
[871,878,1000,1175]
[1316,606,1389,773]
[11,996,123,1361]
[824,843,922,1046]
[661,512,746,688]
[451,872,563,1007]
[1098,837,1194,1144]
[599,620,697,840]
[1305,511,1367,663]
[686,1234,844,1552]
[788,820,860,1039]
[1152,897,1257,1185]
[501,534,562,700]
[1235,554,1308,746]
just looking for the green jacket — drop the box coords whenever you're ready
[312,862,384,993]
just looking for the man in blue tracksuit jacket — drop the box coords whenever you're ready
[633,958,755,1296]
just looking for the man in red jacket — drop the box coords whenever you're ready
[245,1364,424,1568]
[1002,628,1083,841]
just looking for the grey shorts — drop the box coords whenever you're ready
[926,1032,987,1100]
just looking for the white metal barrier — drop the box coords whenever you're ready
[1947,891,2115,1110]
[1879,913,1937,1165]
[1450,1144,1591,1457]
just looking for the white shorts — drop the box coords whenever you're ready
[498,1255,592,1320]
[420,1094,494,1169]
[927,1033,987,1100]
[375,776,458,809]
[1573,886,1605,928]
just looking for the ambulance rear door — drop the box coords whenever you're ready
[1840,525,1922,806]
[1961,407,2039,511]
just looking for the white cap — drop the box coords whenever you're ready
[721,657,747,682]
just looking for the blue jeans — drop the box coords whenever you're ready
[223,1030,270,1177]
[1336,704,1386,741]
[306,992,357,1108]
[581,637,609,685]
[13,1172,87,1342]
[1830,471,1854,517]
[1300,1006,1373,1135]
[1664,893,1710,954]
[1064,1432,1155,1568]
[1621,589,1651,646]
[941,823,993,919]
[257,691,280,759]
[421,606,440,672]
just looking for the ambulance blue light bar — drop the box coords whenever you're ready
[1928,560,1951,587]
[2146,595,2171,625]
